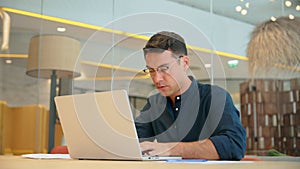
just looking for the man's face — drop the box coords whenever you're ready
[144,50,188,97]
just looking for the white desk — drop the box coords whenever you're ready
[1,155,300,169]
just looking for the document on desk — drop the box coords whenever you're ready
[21,154,71,159]
[166,159,208,163]
[166,159,253,164]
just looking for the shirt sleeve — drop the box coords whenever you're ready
[134,99,155,142]
[209,92,246,160]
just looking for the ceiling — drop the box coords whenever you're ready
[168,0,300,25]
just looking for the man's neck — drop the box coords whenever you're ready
[169,76,192,104]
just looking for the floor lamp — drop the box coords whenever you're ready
[26,35,81,153]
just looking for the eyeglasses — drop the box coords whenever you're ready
[143,56,182,76]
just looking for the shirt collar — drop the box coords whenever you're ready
[167,76,198,101]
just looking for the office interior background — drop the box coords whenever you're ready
[0,0,300,156]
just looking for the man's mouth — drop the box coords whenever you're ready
[156,85,166,90]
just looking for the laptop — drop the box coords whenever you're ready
[54,90,182,161]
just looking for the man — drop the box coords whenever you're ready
[135,31,246,160]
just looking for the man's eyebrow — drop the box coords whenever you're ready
[146,63,168,68]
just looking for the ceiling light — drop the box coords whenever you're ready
[235,5,242,12]
[285,0,292,7]
[5,59,12,64]
[296,5,300,11]
[270,16,277,21]
[240,0,244,2]
[245,2,250,8]
[204,64,211,68]
[227,60,239,68]
[289,14,295,19]
[57,27,66,32]
[241,9,248,15]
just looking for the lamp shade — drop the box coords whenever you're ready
[26,35,81,79]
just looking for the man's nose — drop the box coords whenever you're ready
[151,71,164,83]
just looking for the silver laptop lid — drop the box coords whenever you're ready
[55,90,143,160]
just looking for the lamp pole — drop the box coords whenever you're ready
[26,35,81,153]
[48,70,57,153]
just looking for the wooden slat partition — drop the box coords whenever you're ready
[0,102,49,155]
[0,101,8,154]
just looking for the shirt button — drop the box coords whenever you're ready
[175,107,179,111]
[176,96,180,100]
[174,125,177,129]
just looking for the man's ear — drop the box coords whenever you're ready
[182,55,190,71]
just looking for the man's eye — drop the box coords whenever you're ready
[159,66,169,71]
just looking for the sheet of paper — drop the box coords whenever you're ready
[166,159,254,164]
[21,154,71,159]
[204,161,254,164]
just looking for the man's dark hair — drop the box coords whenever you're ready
[143,31,188,56]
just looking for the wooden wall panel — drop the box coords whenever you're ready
[0,103,49,155]
[240,78,300,156]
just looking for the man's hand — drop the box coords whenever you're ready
[140,141,180,156]
[139,139,219,159]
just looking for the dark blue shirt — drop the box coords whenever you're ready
[135,77,246,160]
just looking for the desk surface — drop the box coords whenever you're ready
[1,155,300,169]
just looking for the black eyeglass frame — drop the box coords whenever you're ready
[142,55,183,75]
